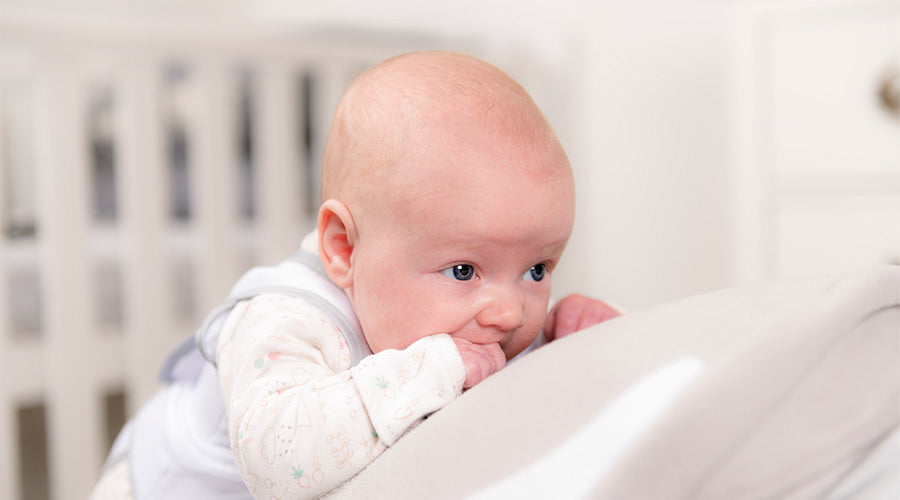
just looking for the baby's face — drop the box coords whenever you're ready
[346,129,574,360]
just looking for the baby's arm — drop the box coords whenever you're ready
[216,294,465,499]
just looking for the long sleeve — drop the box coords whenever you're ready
[216,293,465,499]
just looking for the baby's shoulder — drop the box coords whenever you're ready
[230,293,350,360]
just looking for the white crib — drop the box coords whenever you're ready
[0,11,564,500]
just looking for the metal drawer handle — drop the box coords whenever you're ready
[879,58,900,117]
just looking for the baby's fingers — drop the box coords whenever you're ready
[482,342,507,377]
[453,339,505,389]
[462,345,499,389]
[546,294,623,341]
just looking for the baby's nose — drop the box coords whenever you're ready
[475,285,526,332]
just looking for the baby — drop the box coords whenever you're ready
[91,51,619,500]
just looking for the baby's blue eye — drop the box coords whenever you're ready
[441,264,475,281]
[524,264,547,282]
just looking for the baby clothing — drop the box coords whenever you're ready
[218,294,465,498]
[92,233,467,499]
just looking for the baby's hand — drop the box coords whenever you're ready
[452,338,506,389]
[544,294,622,341]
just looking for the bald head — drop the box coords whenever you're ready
[321,51,571,208]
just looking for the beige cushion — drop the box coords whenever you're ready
[326,265,900,499]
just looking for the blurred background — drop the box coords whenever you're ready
[0,0,898,499]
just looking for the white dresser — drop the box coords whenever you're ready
[732,0,900,282]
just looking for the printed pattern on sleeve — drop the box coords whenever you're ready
[216,293,465,499]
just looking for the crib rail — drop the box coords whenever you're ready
[0,10,468,500]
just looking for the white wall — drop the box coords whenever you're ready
[571,2,734,309]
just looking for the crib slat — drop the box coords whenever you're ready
[33,59,104,500]
[254,61,305,263]
[188,60,243,315]
[114,58,171,413]
[0,389,19,500]
[0,100,21,500]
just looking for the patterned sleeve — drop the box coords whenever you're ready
[216,293,465,499]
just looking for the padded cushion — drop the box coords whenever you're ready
[326,265,900,499]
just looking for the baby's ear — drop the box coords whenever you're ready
[317,200,357,289]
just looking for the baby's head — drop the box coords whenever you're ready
[318,51,574,360]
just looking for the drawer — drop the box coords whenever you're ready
[768,4,900,176]
[774,195,900,277]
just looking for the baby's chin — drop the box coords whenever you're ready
[501,331,541,359]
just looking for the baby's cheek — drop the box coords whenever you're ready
[365,331,422,353]
[361,309,424,353]
[504,304,549,357]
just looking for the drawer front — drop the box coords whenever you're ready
[768,7,900,176]
[774,196,900,277]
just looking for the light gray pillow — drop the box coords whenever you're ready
[327,265,900,499]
